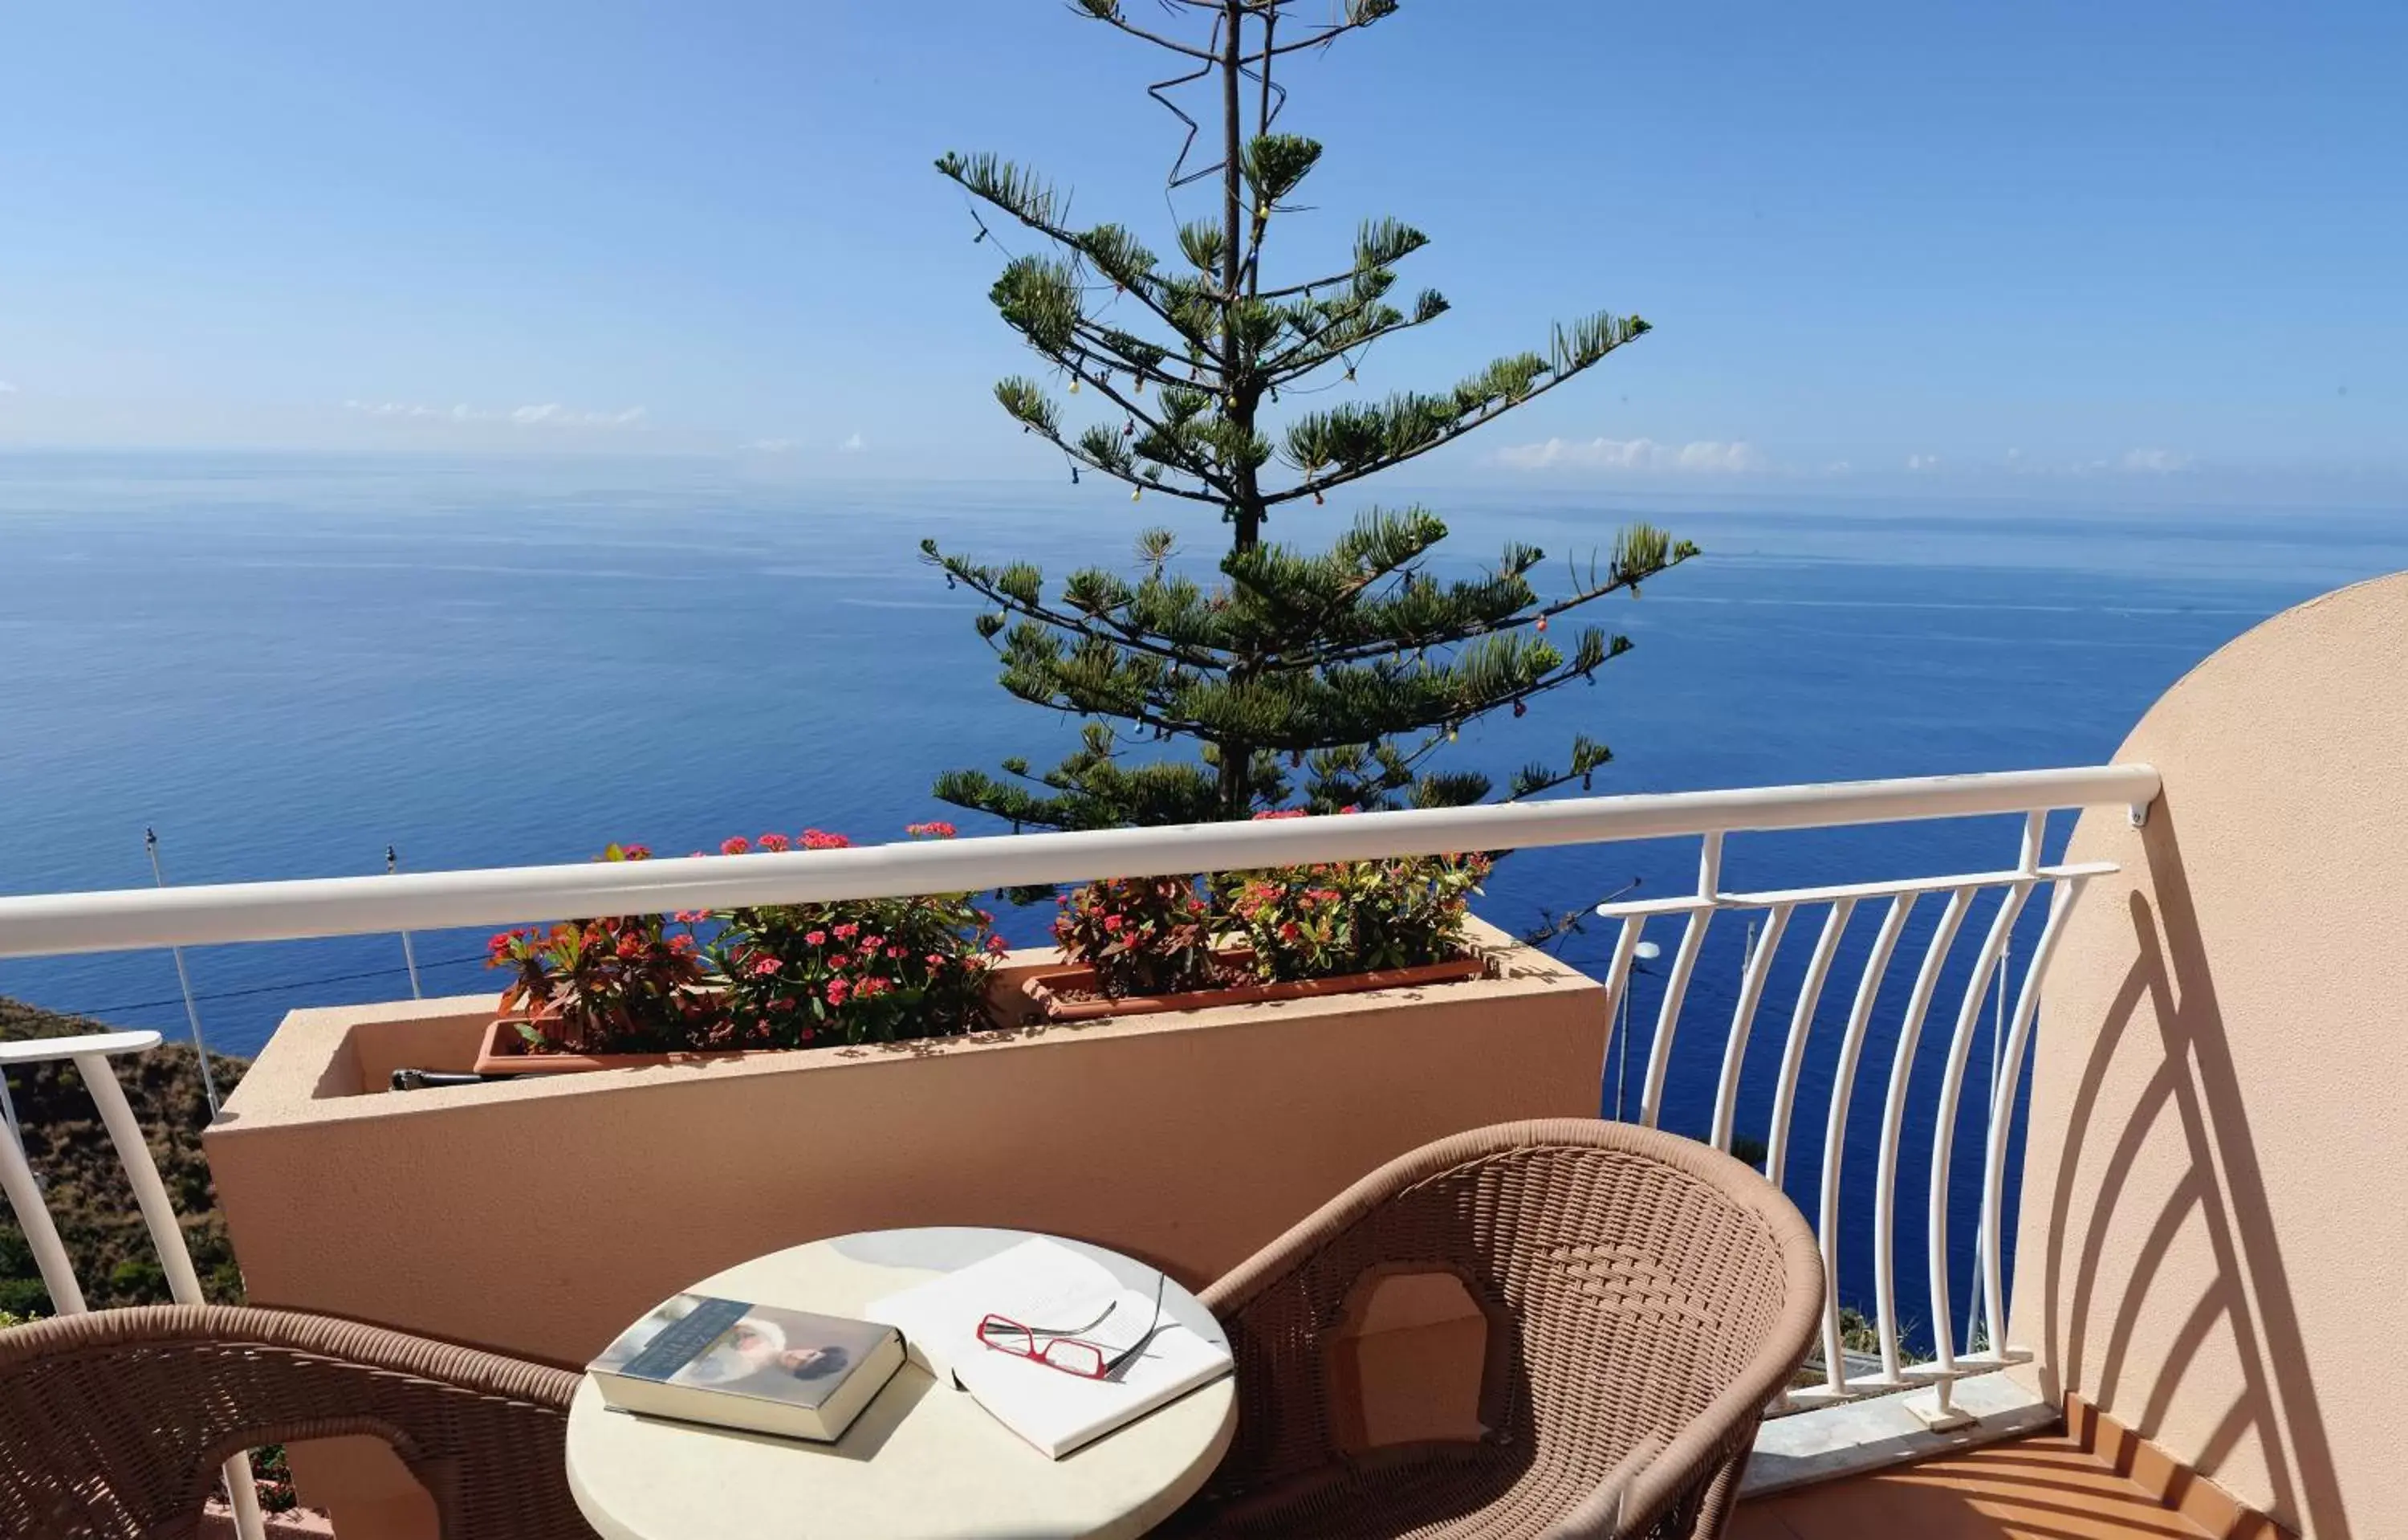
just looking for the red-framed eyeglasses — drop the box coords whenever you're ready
[975,1272,1167,1380]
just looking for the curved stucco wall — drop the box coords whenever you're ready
[2014,570,2408,1540]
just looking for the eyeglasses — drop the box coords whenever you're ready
[976,1272,1167,1380]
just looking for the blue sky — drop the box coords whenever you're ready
[2,1,2401,502]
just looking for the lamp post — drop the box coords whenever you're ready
[1597,916,1663,1122]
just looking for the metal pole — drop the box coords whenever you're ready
[388,847,423,1000]
[144,829,222,1119]
[1615,987,1629,1121]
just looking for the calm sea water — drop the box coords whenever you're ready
[3,450,2402,1344]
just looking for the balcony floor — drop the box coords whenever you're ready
[1733,1428,2255,1540]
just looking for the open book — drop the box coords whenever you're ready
[864,1237,1231,1459]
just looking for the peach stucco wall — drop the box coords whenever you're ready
[2012,572,2408,1540]
[207,921,1604,1534]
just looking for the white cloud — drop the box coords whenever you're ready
[744,437,799,453]
[1494,436,1763,474]
[0,381,18,394]
[838,430,867,453]
[1906,454,1942,471]
[2120,447,2188,472]
[345,399,645,429]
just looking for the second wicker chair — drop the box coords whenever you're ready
[1169,1118,1822,1539]
[0,1304,593,1539]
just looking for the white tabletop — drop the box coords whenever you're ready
[566,1227,1237,1540]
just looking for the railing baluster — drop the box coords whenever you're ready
[1872,885,1975,1383]
[1818,891,1917,1394]
[1596,915,1646,1102]
[1639,833,1721,1129]
[1766,899,1855,1192]
[1711,902,1793,1151]
[1926,881,2035,1382]
[0,1112,87,1313]
[1978,874,2088,1371]
[1926,811,2044,1399]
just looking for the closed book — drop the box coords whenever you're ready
[587,1294,904,1444]
[865,1238,1232,1460]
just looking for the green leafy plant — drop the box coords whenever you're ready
[710,824,1007,1048]
[1217,815,1488,981]
[1051,876,1218,998]
[486,845,715,1056]
[926,2,1693,831]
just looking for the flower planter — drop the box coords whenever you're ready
[208,919,1604,1538]
[1021,950,1491,1022]
[471,1015,765,1076]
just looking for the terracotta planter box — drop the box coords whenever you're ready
[1023,951,1491,1022]
[205,917,1604,1539]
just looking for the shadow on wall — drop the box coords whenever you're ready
[2037,801,2349,1540]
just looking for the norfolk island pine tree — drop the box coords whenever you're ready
[924,0,1696,831]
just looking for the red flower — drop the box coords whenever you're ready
[828,955,852,971]
[1101,914,1125,932]
[832,923,860,940]
[1251,808,1309,821]
[985,934,1010,955]
[803,930,827,946]
[669,934,696,954]
[906,821,958,839]
[926,952,947,967]
[825,978,850,1005]
[856,976,890,999]
[749,955,781,976]
[623,845,653,860]
[772,996,797,1012]
[485,933,513,959]
[801,829,852,850]
[862,935,885,952]
[720,836,751,856]
[758,832,793,853]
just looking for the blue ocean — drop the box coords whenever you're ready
[4,450,2402,1346]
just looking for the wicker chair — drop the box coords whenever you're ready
[0,1304,593,1539]
[1169,1118,1822,1540]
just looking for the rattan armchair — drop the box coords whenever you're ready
[1169,1119,1822,1539]
[0,1304,593,1539]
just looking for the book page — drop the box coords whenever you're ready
[865,1238,1230,1457]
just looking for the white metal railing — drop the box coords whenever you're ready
[0,762,2159,1447]
[0,765,2154,956]
[1588,801,2112,1417]
[0,1032,267,1539]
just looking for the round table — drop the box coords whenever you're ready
[566,1227,1237,1540]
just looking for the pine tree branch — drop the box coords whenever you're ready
[1303,540,1694,669]
[1057,355,1239,499]
[937,153,1191,336]
[1068,317,1218,394]
[1264,323,1645,507]
[1259,295,1446,384]
[924,546,1230,668]
[1069,2,1218,59]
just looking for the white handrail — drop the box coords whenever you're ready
[0,765,2158,958]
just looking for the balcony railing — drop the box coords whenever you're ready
[0,762,2159,1526]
